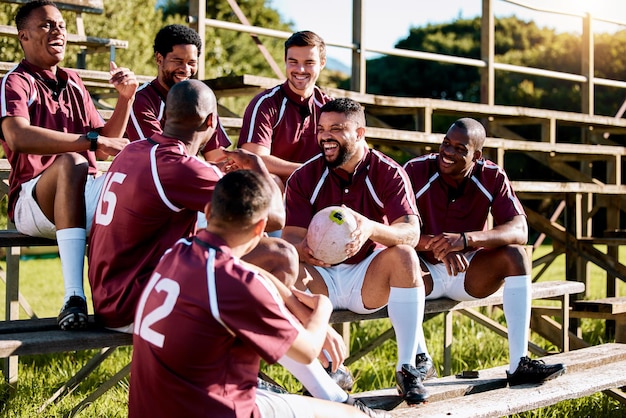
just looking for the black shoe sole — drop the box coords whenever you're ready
[508,366,567,386]
[397,387,429,405]
[58,312,88,331]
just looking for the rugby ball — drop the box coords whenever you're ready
[306,206,357,265]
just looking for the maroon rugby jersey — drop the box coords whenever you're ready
[403,154,525,261]
[88,134,222,328]
[127,78,231,153]
[285,145,419,264]
[238,81,332,163]
[0,60,102,219]
[129,230,300,418]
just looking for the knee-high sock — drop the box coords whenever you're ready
[278,355,348,403]
[503,275,531,373]
[388,286,429,370]
[56,228,86,302]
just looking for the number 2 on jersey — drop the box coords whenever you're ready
[134,272,181,348]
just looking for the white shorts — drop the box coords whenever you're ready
[421,250,480,301]
[14,174,105,239]
[256,389,314,418]
[313,249,384,314]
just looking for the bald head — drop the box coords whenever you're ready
[450,118,486,151]
[164,79,217,141]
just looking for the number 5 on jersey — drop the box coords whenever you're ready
[95,171,127,226]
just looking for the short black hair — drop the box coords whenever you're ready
[210,170,270,227]
[320,98,365,126]
[15,0,57,30]
[284,30,326,62]
[153,24,203,57]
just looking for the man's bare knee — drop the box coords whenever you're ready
[246,237,299,287]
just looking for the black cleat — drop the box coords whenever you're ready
[415,353,437,380]
[326,363,355,392]
[396,363,429,404]
[57,296,88,330]
[506,356,566,386]
[257,375,289,394]
[345,396,391,418]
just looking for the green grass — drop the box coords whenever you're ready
[0,245,625,416]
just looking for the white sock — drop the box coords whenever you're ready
[56,228,86,302]
[388,286,429,370]
[503,275,531,373]
[278,355,348,403]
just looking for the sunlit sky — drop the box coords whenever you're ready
[270,0,626,66]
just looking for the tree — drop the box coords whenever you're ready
[362,16,626,122]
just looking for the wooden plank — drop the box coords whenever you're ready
[365,127,626,156]
[203,74,282,98]
[0,25,127,49]
[325,86,626,130]
[0,231,56,248]
[574,297,626,314]
[0,159,110,172]
[0,327,132,357]
[330,281,584,324]
[390,361,626,417]
[0,62,152,90]
[352,343,626,414]
[512,181,626,195]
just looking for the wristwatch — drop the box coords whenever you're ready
[86,131,99,152]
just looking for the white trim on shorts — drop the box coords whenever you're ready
[420,250,480,301]
[14,174,105,239]
[312,249,385,314]
[106,323,134,334]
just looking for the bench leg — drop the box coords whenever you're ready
[443,310,453,376]
[38,347,119,412]
[65,363,131,418]
[561,293,570,352]
[615,315,626,344]
[332,322,351,357]
[3,246,21,385]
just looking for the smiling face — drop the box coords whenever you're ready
[157,44,199,89]
[317,111,364,170]
[438,124,482,183]
[285,45,325,99]
[18,5,66,70]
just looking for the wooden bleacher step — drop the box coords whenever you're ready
[0,317,131,358]
[350,343,626,417]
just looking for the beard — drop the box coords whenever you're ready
[324,143,351,168]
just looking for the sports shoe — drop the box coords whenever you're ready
[415,353,437,380]
[396,363,429,404]
[57,296,88,330]
[257,374,289,394]
[506,356,566,386]
[345,396,391,418]
[326,363,355,392]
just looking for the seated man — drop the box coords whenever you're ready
[282,98,434,404]
[129,170,382,418]
[126,24,231,161]
[238,30,332,184]
[0,0,136,329]
[403,117,566,386]
[89,80,379,416]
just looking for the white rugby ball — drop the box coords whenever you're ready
[307,206,357,265]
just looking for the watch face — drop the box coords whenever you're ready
[87,131,98,140]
